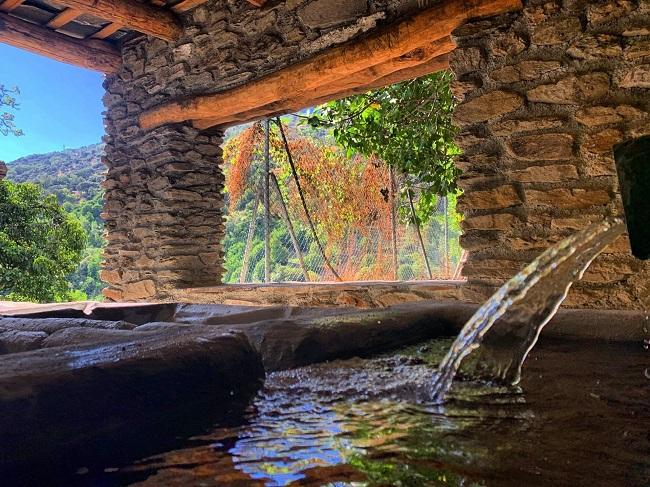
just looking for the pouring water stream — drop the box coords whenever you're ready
[429,216,627,404]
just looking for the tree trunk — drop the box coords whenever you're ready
[408,188,433,280]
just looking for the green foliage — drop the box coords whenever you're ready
[0,180,86,302]
[0,84,23,137]
[7,144,107,300]
[307,71,460,222]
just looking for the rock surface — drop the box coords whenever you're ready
[0,328,264,471]
[451,0,650,309]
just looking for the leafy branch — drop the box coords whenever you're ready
[1,84,24,137]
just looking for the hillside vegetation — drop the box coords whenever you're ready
[7,144,106,300]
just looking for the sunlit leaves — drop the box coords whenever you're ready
[308,71,460,223]
[0,84,24,137]
[0,181,86,302]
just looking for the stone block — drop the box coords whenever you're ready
[454,91,524,125]
[449,47,484,75]
[511,164,579,182]
[567,34,623,60]
[527,73,610,105]
[531,17,582,45]
[298,0,367,28]
[490,32,527,58]
[462,213,519,230]
[491,60,562,83]
[525,188,611,208]
[460,185,522,210]
[617,64,650,88]
[624,39,650,61]
[462,259,524,279]
[490,116,564,136]
[122,280,157,300]
[507,133,574,161]
[100,270,121,285]
[587,0,634,25]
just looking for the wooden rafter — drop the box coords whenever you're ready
[140,0,522,130]
[47,8,82,29]
[0,11,121,73]
[54,0,181,41]
[0,0,24,13]
[171,0,208,13]
[91,22,123,40]
[193,40,453,130]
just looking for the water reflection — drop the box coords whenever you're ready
[92,339,648,487]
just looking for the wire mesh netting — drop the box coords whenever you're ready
[221,120,465,284]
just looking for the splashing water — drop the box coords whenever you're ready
[429,216,627,403]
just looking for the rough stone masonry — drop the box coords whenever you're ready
[102,0,650,310]
[100,0,432,302]
[449,0,650,309]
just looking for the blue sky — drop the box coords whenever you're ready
[0,44,105,162]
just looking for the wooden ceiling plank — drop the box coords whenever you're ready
[171,0,208,13]
[194,51,451,130]
[55,0,181,41]
[47,8,82,29]
[91,22,123,39]
[0,11,121,73]
[0,0,25,13]
[140,0,522,130]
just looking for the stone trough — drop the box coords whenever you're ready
[0,299,647,475]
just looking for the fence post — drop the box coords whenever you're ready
[389,167,399,281]
[263,118,271,283]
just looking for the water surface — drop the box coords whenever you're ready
[70,337,649,486]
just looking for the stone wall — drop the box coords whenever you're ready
[102,0,430,301]
[450,0,650,309]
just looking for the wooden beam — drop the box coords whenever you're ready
[140,0,522,130]
[171,0,208,13]
[193,39,453,130]
[0,12,121,73]
[91,22,123,40]
[0,0,24,12]
[55,0,181,41]
[47,8,82,29]
[246,0,267,6]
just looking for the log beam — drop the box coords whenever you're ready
[46,8,82,29]
[55,0,181,41]
[140,0,522,130]
[91,22,123,40]
[171,0,208,13]
[193,42,452,130]
[0,12,121,73]
[0,0,24,12]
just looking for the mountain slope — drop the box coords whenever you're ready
[7,144,105,201]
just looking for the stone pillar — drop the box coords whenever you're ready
[450,0,650,309]
[0,161,6,180]
[101,108,225,301]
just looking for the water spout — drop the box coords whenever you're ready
[429,217,627,403]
